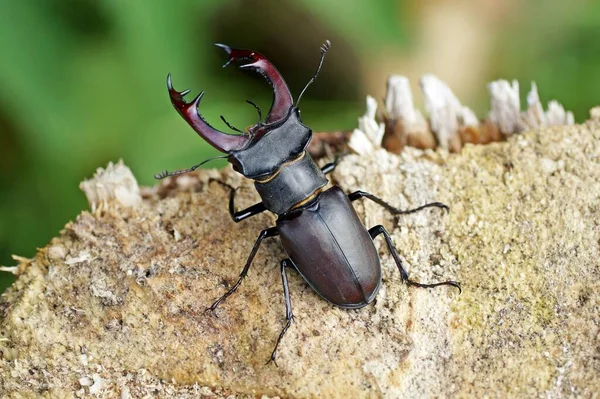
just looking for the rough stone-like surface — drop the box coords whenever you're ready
[1,114,599,398]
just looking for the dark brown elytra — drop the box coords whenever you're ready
[156,40,460,365]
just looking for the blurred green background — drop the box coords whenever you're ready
[1,0,599,293]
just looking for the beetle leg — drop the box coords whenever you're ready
[348,191,449,215]
[266,258,295,366]
[320,153,345,175]
[206,227,279,315]
[209,179,267,223]
[230,201,267,223]
[368,225,461,293]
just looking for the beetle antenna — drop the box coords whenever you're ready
[154,154,229,180]
[295,40,331,107]
[220,115,244,133]
[246,100,263,123]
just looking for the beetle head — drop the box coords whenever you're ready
[167,42,329,180]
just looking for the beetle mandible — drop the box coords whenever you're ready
[156,40,461,365]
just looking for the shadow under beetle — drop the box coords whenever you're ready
[156,40,461,365]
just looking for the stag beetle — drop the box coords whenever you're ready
[156,40,460,365]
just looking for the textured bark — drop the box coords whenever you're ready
[1,109,599,398]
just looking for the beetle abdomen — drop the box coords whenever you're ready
[277,186,381,308]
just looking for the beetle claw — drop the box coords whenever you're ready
[449,281,462,294]
[214,43,233,67]
[214,44,293,124]
[265,355,278,367]
[439,203,450,213]
[204,306,220,318]
[214,43,231,54]
[166,74,249,153]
